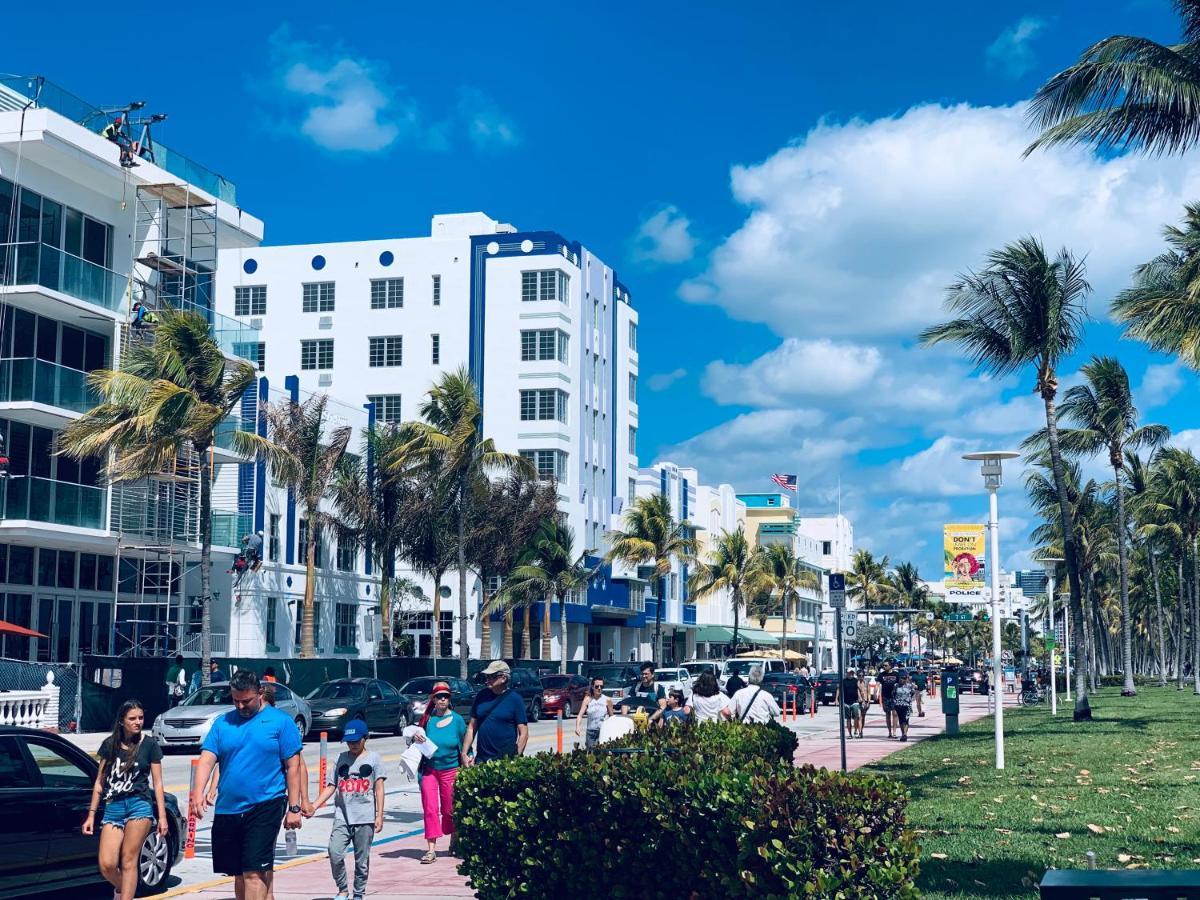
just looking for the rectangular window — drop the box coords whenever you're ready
[520,449,567,483]
[370,278,404,310]
[268,514,280,561]
[519,389,568,423]
[628,321,638,351]
[265,597,278,648]
[431,333,440,364]
[234,286,267,316]
[336,529,356,572]
[628,426,637,454]
[368,336,403,367]
[628,478,637,501]
[300,339,334,370]
[432,274,441,305]
[335,603,358,649]
[521,270,569,303]
[302,282,335,312]
[520,329,568,362]
[299,519,324,568]
[629,373,637,403]
[367,394,402,424]
[295,601,323,650]
[253,342,266,371]
[822,541,832,556]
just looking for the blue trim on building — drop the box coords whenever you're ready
[253,377,268,534]
[237,383,256,537]
[682,477,688,520]
[284,374,299,565]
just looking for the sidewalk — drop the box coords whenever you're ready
[165,690,1014,899]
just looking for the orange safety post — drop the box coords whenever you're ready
[184,758,198,859]
[319,731,328,790]
[810,689,816,718]
[556,710,563,753]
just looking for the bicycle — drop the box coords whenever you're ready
[1017,685,1046,706]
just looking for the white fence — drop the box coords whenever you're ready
[0,671,60,728]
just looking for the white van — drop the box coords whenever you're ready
[719,657,786,690]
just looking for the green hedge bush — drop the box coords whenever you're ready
[454,722,919,899]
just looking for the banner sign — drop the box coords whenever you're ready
[943,523,986,601]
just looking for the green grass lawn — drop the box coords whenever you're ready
[864,686,1200,899]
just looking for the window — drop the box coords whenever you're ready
[26,740,91,789]
[628,426,637,454]
[822,541,833,556]
[370,278,404,310]
[295,601,322,650]
[302,282,335,312]
[520,449,567,483]
[519,389,567,423]
[335,604,358,649]
[367,394,402,424]
[431,334,440,364]
[521,270,569,303]
[252,342,266,371]
[234,286,267,316]
[336,529,356,572]
[299,519,325,568]
[432,274,441,305]
[628,478,637,501]
[628,321,638,351]
[520,329,568,362]
[268,514,280,562]
[300,339,334,370]
[629,373,637,403]
[368,336,403,367]
[266,597,278,649]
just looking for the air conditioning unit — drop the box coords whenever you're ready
[250,318,263,329]
[318,374,332,386]
[319,316,333,329]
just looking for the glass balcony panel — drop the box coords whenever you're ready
[0,242,125,312]
[1,476,104,529]
[0,358,97,413]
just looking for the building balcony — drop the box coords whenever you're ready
[0,241,125,319]
[212,510,252,550]
[0,357,98,426]
[1,475,105,530]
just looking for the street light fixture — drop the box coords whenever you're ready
[1036,556,1063,717]
[963,450,1019,771]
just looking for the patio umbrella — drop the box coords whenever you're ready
[942,656,964,666]
[0,620,46,638]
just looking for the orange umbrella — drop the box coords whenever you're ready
[0,620,46,638]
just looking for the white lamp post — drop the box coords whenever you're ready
[964,450,1020,771]
[1036,556,1063,717]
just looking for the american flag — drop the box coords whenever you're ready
[771,473,798,492]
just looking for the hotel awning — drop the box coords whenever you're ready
[694,625,779,647]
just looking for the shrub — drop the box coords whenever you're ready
[454,722,917,899]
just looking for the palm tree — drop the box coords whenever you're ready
[1048,356,1169,694]
[1027,2,1200,158]
[920,238,1091,713]
[502,521,597,674]
[846,550,897,609]
[396,473,457,667]
[59,307,256,683]
[762,543,823,659]
[1152,447,1200,694]
[252,394,352,658]
[1113,203,1200,371]
[890,561,931,659]
[605,493,697,665]
[1125,452,1172,686]
[394,367,528,678]
[689,526,767,654]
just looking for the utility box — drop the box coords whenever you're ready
[941,667,960,735]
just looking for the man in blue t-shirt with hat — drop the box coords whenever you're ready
[463,660,529,764]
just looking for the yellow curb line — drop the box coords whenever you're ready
[159,852,328,897]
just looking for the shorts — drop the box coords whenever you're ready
[842,702,860,719]
[101,795,154,827]
[585,728,601,749]
[882,698,895,713]
[894,704,911,725]
[212,795,287,876]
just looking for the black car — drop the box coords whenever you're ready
[306,678,408,738]
[471,666,546,722]
[584,664,641,701]
[761,672,802,707]
[814,672,841,705]
[400,676,476,720]
[0,726,184,897]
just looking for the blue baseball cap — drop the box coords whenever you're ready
[343,719,368,742]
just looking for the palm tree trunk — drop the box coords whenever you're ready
[378,565,391,657]
[198,444,213,685]
[431,574,442,675]
[521,604,531,659]
[1193,536,1200,695]
[501,609,513,659]
[654,573,665,666]
[732,587,741,654]
[1042,389,1088,709]
[1113,471,1136,695]
[1151,548,1167,686]
[1178,556,1186,689]
[301,524,317,659]
[480,587,492,660]
[558,590,568,675]
[541,594,552,661]
[457,502,469,679]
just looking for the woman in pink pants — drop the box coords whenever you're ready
[411,682,468,864]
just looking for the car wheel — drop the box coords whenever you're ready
[529,700,541,723]
[137,828,172,894]
[561,701,572,718]
[294,716,306,735]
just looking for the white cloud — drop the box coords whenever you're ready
[281,54,406,153]
[1137,362,1186,410]
[632,206,698,264]
[647,368,687,391]
[1171,429,1200,456]
[891,437,1026,498]
[680,102,1200,339]
[458,87,520,151]
[986,16,1049,78]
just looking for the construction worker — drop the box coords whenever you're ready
[241,530,264,571]
[0,432,8,479]
[101,114,138,168]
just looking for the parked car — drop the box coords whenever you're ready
[653,667,694,701]
[680,660,722,680]
[719,657,786,690]
[153,681,311,748]
[470,666,546,722]
[583,664,640,701]
[400,676,475,720]
[761,672,802,707]
[540,674,589,718]
[0,726,184,897]
[814,672,841,705]
[306,678,408,738]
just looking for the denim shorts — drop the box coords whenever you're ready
[101,795,154,827]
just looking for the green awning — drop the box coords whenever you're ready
[738,627,779,646]
[694,625,778,647]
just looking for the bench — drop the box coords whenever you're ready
[1040,869,1200,899]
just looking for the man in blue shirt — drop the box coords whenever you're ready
[191,669,304,900]
[463,660,528,764]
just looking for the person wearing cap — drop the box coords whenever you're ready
[410,682,468,863]
[462,660,528,766]
[313,720,385,900]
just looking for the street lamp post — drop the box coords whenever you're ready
[964,450,1019,771]
[1036,556,1063,717]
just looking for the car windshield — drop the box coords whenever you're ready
[541,676,571,688]
[182,686,232,707]
[588,668,627,682]
[723,661,765,676]
[400,678,447,695]
[681,663,712,675]
[655,671,682,682]
[308,682,366,701]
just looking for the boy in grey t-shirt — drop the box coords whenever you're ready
[313,720,385,900]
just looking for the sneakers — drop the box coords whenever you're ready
[421,850,437,864]
[900,735,908,741]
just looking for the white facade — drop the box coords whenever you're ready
[797,514,855,573]
[215,213,641,663]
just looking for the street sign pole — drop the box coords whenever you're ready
[835,606,846,773]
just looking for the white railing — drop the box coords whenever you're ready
[179,631,229,655]
[0,671,60,729]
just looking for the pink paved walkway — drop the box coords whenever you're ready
[171,691,1013,899]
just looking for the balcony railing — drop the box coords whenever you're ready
[0,241,125,311]
[2,475,105,529]
[1,75,238,205]
[212,510,252,549]
[0,357,98,413]
[214,414,254,454]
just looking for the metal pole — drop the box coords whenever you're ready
[1048,570,1058,717]
[987,486,1005,770]
[835,607,846,773]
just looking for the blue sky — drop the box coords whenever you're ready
[10,1,1200,578]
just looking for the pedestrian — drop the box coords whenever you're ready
[892,673,917,742]
[629,662,667,709]
[262,666,277,683]
[82,699,168,900]
[653,689,691,726]
[980,669,991,696]
[724,668,746,697]
[689,671,732,722]
[408,682,467,863]
[911,668,927,717]
[795,665,812,712]
[190,659,228,693]
[857,673,872,735]
[312,719,386,898]
[731,667,781,724]
[190,670,304,900]
[837,668,863,738]
[165,654,187,706]
[575,675,614,748]
[463,660,529,764]
[877,660,900,739]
